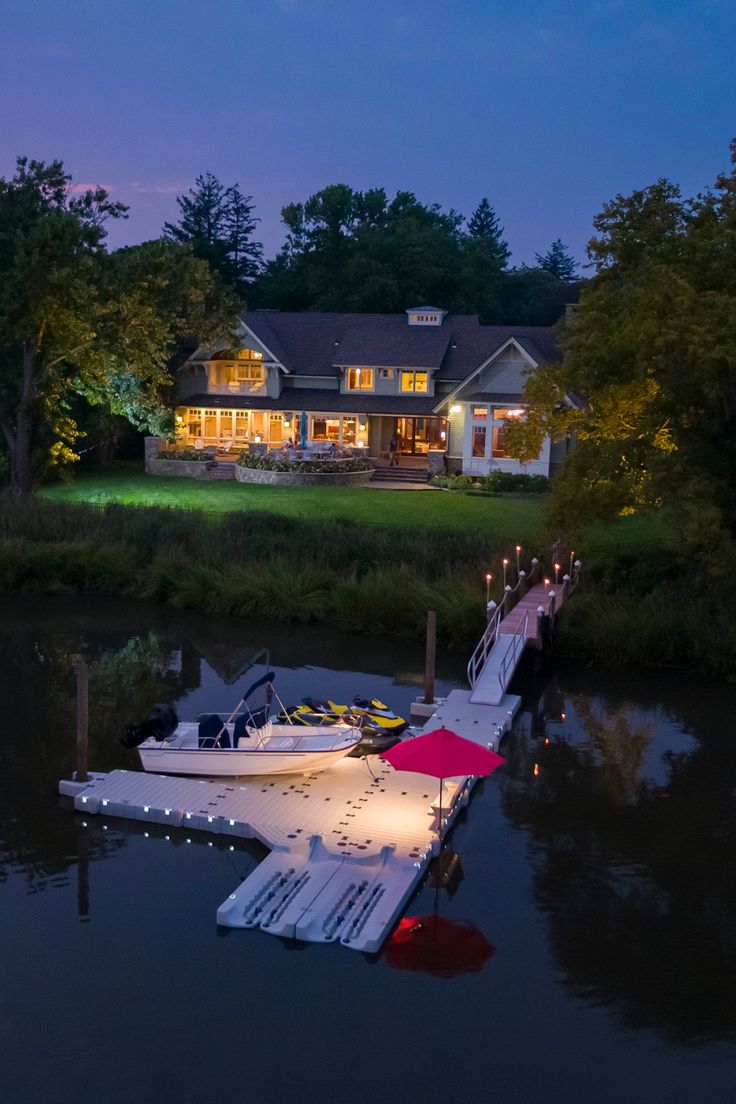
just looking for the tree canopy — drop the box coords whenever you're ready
[0,158,237,493]
[251,183,581,322]
[164,172,262,294]
[506,139,736,553]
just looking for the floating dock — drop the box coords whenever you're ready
[58,557,580,952]
[59,691,520,953]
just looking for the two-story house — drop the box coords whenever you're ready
[174,307,567,476]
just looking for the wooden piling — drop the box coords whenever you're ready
[74,656,89,783]
[424,610,437,705]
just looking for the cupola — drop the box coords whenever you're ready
[406,306,446,327]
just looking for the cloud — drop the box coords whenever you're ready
[131,181,187,195]
[68,182,115,193]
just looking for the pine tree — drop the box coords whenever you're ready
[467,197,510,271]
[535,238,578,282]
[165,173,262,292]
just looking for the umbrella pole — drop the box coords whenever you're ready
[438,777,443,844]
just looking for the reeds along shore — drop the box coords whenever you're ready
[3,497,733,676]
[0,497,510,646]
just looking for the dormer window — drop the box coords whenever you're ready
[406,306,446,327]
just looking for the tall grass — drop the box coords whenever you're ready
[0,497,499,647]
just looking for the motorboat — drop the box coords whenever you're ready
[120,672,361,777]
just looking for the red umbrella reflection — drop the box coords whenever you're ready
[385,915,495,978]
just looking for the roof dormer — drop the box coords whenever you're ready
[406,306,446,327]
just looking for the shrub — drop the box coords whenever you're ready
[481,471,550,494]
[165,448,210,462]
[237,453,372,473]
[429,474,479,490]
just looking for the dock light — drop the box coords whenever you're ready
[164,835,170,841]
[561,712,566,721]
[229,819,235,826]
[208,816,213,823]
[485,572,492,604]
[102,799,108,806]
[554,563,561,583]
[502,558,509,586]
[144,832,149,838]
[143,805,149,813]
[81,796,87,803]
[516,544,522,572]
[544,577,550,587]
[164,809,170,816]
[533,763,540,777]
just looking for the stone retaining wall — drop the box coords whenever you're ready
[235,464,374,487]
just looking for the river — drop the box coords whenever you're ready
[1,595,734,1104]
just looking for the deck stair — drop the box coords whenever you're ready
[370,465,427,485]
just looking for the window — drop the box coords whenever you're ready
[342,418,356,445]
[492,407,525,458]
[401,371,429,393]
[346,367,374,391]
[472,406,488,419]
[234,410,249,440]
[380,368,394,379]
[311,417,340,441]
[270,413,283,444]
[472,425,487,458]
[204,409,218,439]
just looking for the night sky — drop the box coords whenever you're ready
[2,0,734,265]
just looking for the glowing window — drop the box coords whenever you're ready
[401,371,429,393]
[346,368,374,391]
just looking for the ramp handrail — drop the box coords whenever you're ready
[497,610,529,693]
[467,601,503,688]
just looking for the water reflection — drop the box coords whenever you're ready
[505,672,736,1042]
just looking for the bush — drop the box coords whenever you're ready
[429,474,479,490]
[237,452,372,474]
[165,447,210,462]
[481,471,550,494]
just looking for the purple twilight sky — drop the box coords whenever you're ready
[1,0,735,267]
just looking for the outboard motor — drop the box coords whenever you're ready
[119,703,178,749]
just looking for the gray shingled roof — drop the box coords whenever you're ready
[242,311,559,380]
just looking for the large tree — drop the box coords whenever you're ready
[535,238,578,282]
[0,158,237,494]
[506,140,736,552]
[164,172,262,292]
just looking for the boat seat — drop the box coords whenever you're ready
[197,714,230,749]
[233,715,251,748]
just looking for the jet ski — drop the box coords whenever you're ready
[278,695,409,736]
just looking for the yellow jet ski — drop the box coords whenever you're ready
[278,696,409,736]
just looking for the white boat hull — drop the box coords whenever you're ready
[137,722,361,777]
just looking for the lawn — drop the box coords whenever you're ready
[39,470,546,542]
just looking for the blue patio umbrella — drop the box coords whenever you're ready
[300,410,308,448]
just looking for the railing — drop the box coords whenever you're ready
[467,557,540,688]
[497,610,529,693]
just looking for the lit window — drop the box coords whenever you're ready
[237,349,262,359]
[492,407,525,458]
[401,371,429,393]
[472,406,488,419]
[472,425,486,457]
[346,368,374,391]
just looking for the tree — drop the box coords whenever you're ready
[164,172,262,292]
[0,158,237,494]
[505,140,736,555]
[466,197,510,271]
[535,238,578,282]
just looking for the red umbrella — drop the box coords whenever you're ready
[381,726,506,838]
[385,914,495,977]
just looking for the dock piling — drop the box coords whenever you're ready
[74,656,89,783]
[424,610,437,705]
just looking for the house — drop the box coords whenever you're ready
[174,307,567,476]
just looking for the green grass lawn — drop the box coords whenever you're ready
[39,470,546,541]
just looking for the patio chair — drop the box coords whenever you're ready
[219,437,234,455]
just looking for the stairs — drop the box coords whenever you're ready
[370,465,428,485]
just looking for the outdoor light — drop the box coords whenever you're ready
[357,440,365,447]
[284,419,291,428]
[254,434,262,443]
[450,404,461,415]
[440,430,446,440]
[359,422,366,430]
[176,415,183,423]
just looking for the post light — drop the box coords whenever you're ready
[544,577,550,587]
[485,572,492,605]
[502,557,509,587]
[569,550,575,576]
[561,712,566,721]
[554,562,561,583]
[533,763,540,777]
[516,544,522,572]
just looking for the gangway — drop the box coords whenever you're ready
[467,558,581,706]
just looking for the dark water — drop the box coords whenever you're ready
[1,596,735,1104]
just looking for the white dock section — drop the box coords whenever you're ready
[59,696,520,953]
